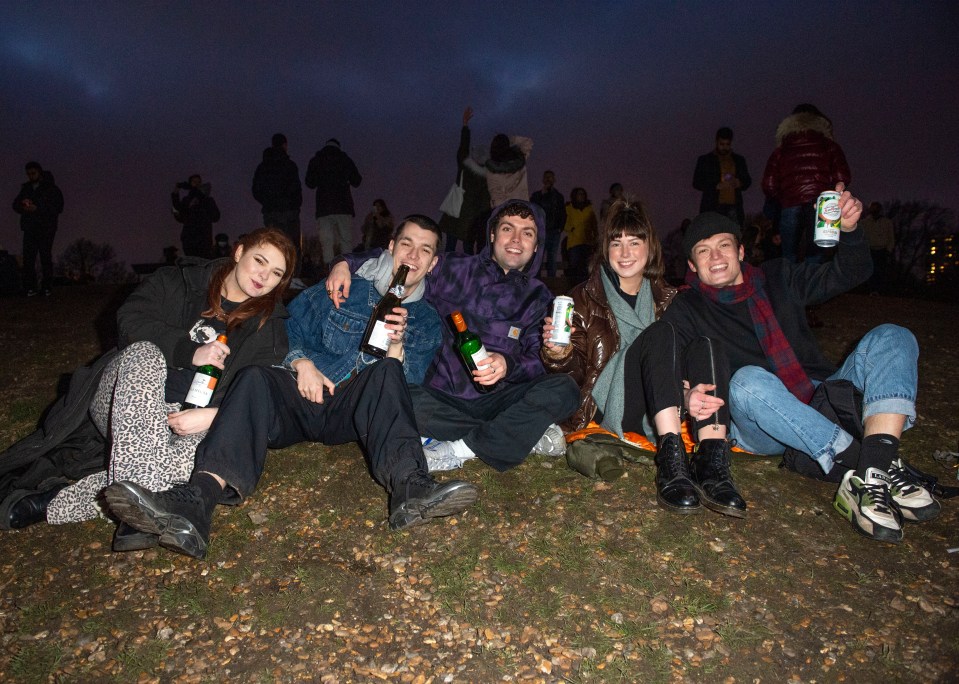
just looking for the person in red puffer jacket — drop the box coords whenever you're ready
[761,105,851,264]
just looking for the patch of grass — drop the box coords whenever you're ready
[116,639,167,681]
[17,600,64,633]
[253,593,299,631]
[9,642,63,683]
[715,622,774,649]
[6,398,44,424]
[672,579,729,617]
[157,581,238,619]
[427,549,481,617]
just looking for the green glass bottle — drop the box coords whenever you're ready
[182,333,228,409]
[451,311,494,394]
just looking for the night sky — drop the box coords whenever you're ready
[3,1,958,267]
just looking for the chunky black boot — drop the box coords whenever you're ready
[654,433,700,513]
[103,481,213,559]
[693,439,748,518]
[388,471,479,531]
[6,484,67,529]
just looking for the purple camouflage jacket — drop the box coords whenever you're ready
[338,200,551,400]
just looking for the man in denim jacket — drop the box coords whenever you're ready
[105,216,479,559]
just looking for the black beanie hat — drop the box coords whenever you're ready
[682,212,742,258]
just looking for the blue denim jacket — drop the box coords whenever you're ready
[283,279,442,385]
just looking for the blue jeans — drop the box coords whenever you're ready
[728,324,918,473]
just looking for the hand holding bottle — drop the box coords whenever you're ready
[385,306,409,347]
[192,338,230,370]
[474,351,506,386]
[167,407,218,435]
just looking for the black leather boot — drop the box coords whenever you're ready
[654,433,700,513]
[6,485,67,529]
[693,439,748,518]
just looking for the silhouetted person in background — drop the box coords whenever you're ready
[171,174,220,259]
[599,182,624,227]
[860,201,895,294]
[564,187,597,285]
[305,138,362,271]
[530,170,565,277]
[762,104,850,263]
[359,199,394,250]
[438,107,492,255]
[12,161,63,296]
[252,133,303,270]
[693,127,751,227]
[212,233,232,258]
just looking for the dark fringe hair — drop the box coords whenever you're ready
[202,227,296,332]
[592,198,665,281]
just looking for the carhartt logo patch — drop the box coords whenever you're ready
[508,326,521,340]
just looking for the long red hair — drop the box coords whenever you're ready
[202,227,296,331]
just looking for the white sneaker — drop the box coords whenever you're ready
[833,468,902,543]
[531,424,567,457]
[422,438,476,472]
[887,458,941,522]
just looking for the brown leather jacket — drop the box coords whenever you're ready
[541,268,677,432]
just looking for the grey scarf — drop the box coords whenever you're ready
[590,268,655,438]
[354,252,426,303]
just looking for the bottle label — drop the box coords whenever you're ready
[367,319,391,352]
[470,346,489,366]
[389,284,405,298]
[184,372,218,408]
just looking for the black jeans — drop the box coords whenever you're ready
[621,320,730,438]
[410,374,580,472]
[22,225,56,291]
[193,358,425,502]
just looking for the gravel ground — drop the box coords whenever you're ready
[1,285,957,683]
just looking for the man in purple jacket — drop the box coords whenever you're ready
[328,200,580,472]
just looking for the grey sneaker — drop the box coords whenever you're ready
[833,468,902,543]
[887,458,940,522]
[531,424,567,457]
[422,438,476,472]
[388,472,478,531]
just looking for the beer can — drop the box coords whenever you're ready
[548,296,574,346]
[814,190,842,247]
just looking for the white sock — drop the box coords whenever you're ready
[450,439,476,459]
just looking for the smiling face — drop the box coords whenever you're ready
[607,232,649,293]
[388,222,439,294]
[491,214,538,273]
[688,232,744,288]
[224,242,288,302]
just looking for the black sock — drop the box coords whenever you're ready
[856,434,899,478]
[189,472,223,515]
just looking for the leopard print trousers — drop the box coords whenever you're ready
[46,341,205,524]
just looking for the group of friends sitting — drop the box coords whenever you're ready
[6,184,941,557]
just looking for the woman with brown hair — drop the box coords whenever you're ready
[22,228,295,548]
[541,200,747,518]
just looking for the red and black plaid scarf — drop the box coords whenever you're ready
[686,263,814,403]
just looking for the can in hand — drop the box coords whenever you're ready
[548,296,574,346]
[814,190,842,247]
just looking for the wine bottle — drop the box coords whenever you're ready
[359,265,409,358]
[182,333,228,409]
[451,311,494,394]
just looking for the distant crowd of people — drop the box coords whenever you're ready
[3,102,946,564]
